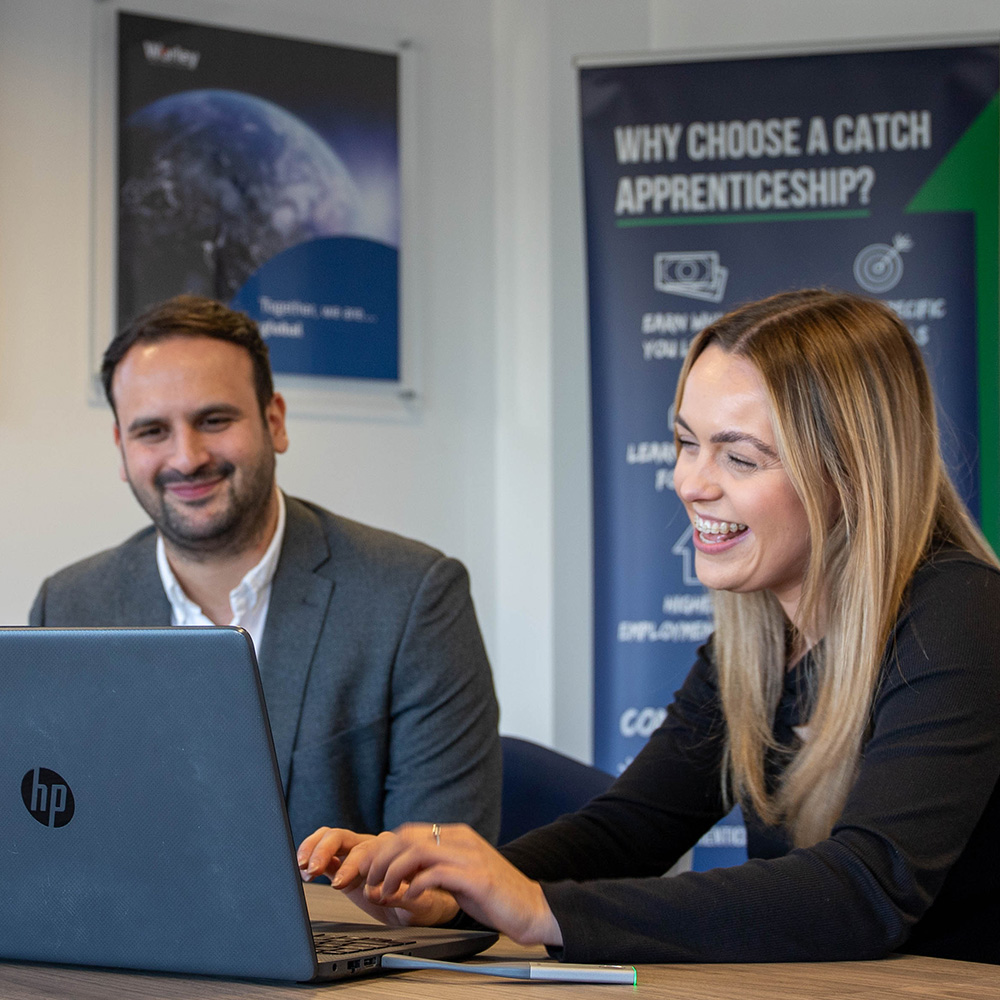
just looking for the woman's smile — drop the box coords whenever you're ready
[692,514,749,546]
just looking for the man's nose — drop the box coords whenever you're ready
[169,426,211,475]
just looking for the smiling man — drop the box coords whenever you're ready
[30,295,502,845]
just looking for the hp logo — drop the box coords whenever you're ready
[21,767,75,828]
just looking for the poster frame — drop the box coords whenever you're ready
[90,0,422,420]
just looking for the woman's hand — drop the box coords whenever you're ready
[297,826,454,927]
[300,823,562,947]
[296,827,406,926]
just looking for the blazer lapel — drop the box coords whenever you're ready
[112,530,172,625]
[257,496,335,794]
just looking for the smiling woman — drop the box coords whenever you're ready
[298,290,1000,967]
[674,290,991,849]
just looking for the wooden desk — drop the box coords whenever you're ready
[0,883,994,999]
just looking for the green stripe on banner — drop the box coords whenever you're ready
[906,93,1000,549]
[617,209,870,227]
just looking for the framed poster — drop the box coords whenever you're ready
[578,38,999,868]
[91,1,419,416]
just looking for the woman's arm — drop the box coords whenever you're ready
[300,562,1000,966]
[513,555,1000,964]
[299,644,729,945]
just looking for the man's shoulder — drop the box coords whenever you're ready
[31,526,161,625]
[43,526,158,586]
[284,496,449,575]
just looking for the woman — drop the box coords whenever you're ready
[298,290,1000,965]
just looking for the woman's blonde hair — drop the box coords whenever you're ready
[673,289,997,846]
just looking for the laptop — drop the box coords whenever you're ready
[0,626,497,982]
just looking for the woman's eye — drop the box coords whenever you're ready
[676,436,697,451]
[727,453,757,470]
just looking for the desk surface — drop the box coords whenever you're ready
[0,883,994,999]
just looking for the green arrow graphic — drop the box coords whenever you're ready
[906,93,999,547]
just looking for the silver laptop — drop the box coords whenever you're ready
[0,626,496,982]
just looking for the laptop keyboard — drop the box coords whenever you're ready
[312,932,418,958]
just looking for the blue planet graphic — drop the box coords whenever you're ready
[119,88,360,312]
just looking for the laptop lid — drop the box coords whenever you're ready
[0,626,495,982]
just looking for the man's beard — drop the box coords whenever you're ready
[127,454,277,560]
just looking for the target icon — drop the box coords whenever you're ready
[853,234,912,294]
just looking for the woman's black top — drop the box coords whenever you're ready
[501,548,1000,964]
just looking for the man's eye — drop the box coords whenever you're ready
[134,427,166,440]
[202,415,233,430]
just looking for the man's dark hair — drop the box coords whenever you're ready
[102,295,275,417]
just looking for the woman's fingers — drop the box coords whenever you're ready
[396,834,561,947]
[296,827,374,881]
[330,837,381,889]
[359,824,521,932]
[362,824,440,889]
[295,824,461,928]
[363,882,461,926]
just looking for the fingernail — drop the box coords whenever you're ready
[331,874,343,888]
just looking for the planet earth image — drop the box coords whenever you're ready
[118,88,359,317]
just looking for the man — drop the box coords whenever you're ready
[30,295,502,845]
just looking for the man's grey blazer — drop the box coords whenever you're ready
[30,495,502,845]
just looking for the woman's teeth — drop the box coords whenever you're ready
[694,515,748,539]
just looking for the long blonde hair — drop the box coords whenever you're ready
[674,289,997,846]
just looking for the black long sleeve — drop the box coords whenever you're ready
[502,549,1000,964]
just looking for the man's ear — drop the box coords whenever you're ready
[267,392,289,454]
[113,423,128,482]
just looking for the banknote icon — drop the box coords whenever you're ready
[654,251,728,303]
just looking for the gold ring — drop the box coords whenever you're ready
[431,823,441,846]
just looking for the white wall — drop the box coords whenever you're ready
[0,0,996,762]
[649,0,1000,51]
[491,0,652,756]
